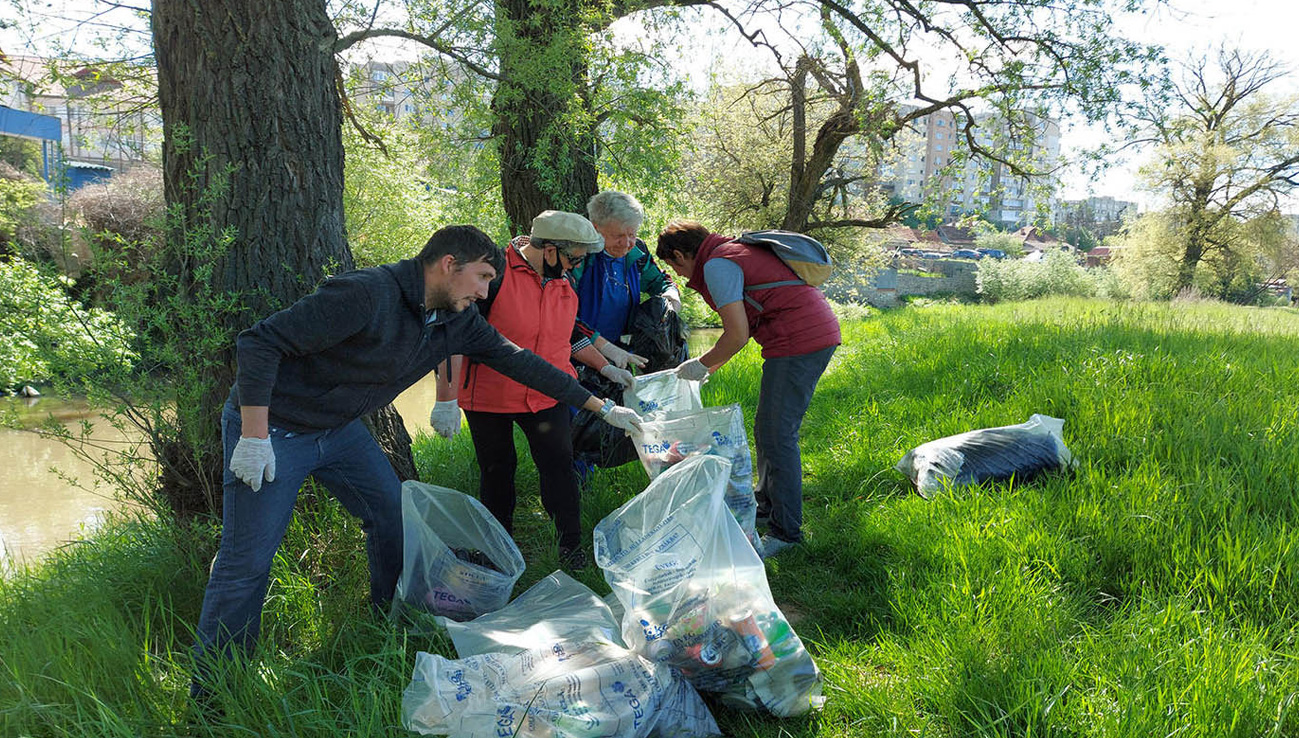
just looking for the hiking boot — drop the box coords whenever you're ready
[559,546,589,571]
[759,534,797,559]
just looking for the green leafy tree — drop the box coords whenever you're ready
[1130,48,1299,295]
[677,0,1159,240]
[342,118,449,268]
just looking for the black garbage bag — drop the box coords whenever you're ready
[895,414,1076,498]
[628,296,689,372]
[570,365,638,468]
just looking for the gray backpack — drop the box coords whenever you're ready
[734,230,833,311]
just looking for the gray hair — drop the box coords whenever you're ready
[586,190,645,229]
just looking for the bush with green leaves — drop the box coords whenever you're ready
[977,249,1126,302]
[0,163,46,249]
[0,257,136,390]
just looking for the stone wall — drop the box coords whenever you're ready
[825,259,979,308]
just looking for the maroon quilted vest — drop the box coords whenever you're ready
[687,234,840,358]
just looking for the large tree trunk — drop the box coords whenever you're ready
[152,0,413,518]
[1175,190,1214,293]
[492,0,599,233]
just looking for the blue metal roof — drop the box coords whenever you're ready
[0,105,61,142]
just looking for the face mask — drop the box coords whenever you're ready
[543,251,566,279]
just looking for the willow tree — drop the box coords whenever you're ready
[151,0,416,517]
[680,0,1165,240]
[1129,48,1299,294]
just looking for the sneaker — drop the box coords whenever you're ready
[759,534,797,559]
[559,546,589,571]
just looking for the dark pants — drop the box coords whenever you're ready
[754,345,837,543]
[193,402,402,690]
[464,403,581,550]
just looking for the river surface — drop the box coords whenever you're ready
[1,328,721,570]
[1,378,443,570]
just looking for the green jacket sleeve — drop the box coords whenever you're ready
[634,242,676,297]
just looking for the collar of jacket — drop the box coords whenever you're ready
[385,258,428,317]
[506,237,547,282]
[687,232,735,289]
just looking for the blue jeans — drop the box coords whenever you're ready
[193,402,402,677]
[754,345,836,543]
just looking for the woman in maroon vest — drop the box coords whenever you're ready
[434,211,642,570]
[656,220,840,557]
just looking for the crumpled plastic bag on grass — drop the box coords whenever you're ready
[437,570,622,658]
[405,572,719,738]
[401,640,720,738]
[623,368,703,418]
[629,405,760,554]
[393,481,525,622]
[895,413,1077,497]
[594,455,823,717]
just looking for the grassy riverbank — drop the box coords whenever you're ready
[2,297,1297,736]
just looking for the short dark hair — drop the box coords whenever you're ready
[418,225,505,274]
[656,220,710,262]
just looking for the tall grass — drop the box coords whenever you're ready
[2,297,1297,736]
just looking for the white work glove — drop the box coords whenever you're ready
[675,357,710,382]
[599,363,635,390]
[598,342,648,370]
[663,288,682,314]
[599,401,644,434]
[429,399,461,439]
[230,436,276,492]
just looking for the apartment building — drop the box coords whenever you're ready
[347,59,476,134]
[1056,195,1136,237]
[883,108,1061,228]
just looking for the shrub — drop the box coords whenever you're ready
[66,166,164,289]
[830,300,875,322]
[0,257,136,390]
[678,287,719,328]
[0,163,46,252]
[68,166,164,247]
[977,249,1122,302]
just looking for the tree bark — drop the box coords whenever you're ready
[152,0,413,517]
[1175,182,1215,293]
[492,0,600,233]
[362,407,419,481]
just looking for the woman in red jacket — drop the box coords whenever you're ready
[434,211,641,570]
[656,220,840,558]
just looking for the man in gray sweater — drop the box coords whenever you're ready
[193,224,640,695]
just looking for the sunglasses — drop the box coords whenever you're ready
[560,251,586,268]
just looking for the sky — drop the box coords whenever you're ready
[4,0,1299,209]
[1059,0,1299,207]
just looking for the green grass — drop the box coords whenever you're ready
[3,297,1298,736]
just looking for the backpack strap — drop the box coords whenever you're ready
[742,279,805,312]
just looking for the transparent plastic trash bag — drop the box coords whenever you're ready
[401,642,719,738]
[630,405,760,554]
[438,570,622,658]
[623,368,703,418]
[594,455,824,717]
[895,413,1077,497]
[407,571,720,738]
[393,481,525,621]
